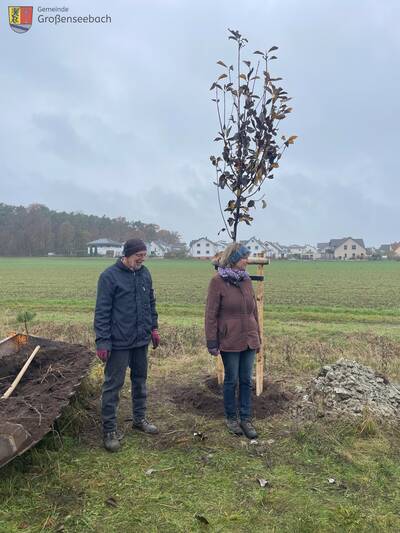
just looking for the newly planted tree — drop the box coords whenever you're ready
[16,311,36,335]
[210,29,297,241]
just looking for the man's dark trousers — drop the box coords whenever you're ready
[101,345,148,433]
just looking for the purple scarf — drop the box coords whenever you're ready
[218,266,250,285]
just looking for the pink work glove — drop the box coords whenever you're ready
[151,329,160,349]
[96,349,109,362]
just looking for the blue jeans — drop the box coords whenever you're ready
[220,349,256,420]
[101,345,148,433]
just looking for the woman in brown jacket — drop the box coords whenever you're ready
[205,243,260,439]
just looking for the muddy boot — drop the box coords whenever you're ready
[132,418,159,434]
[103,431,122,452]
[225,418,243,436]
[240,419,258,440]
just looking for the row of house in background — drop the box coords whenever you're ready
[188,236,400,260]
[188,236,318,259]
[86,237,400,260]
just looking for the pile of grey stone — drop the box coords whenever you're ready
[295,359,400,421]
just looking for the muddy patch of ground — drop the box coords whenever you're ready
[168,375,296,419]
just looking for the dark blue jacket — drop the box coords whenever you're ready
[94,259,158,351]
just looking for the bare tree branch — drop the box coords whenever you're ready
[210,30,297,241]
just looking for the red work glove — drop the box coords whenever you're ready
[151,329,160,349]
[96,349,109,362]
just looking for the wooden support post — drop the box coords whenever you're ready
[216,354,224,385]
[255,262,265,396]
[247,255,268,396]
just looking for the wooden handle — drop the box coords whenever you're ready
[0,334,18,346]
[2,346,40,399]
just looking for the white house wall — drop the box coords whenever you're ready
[190,239,217,257]
[245,239,267,256]
[265,246,279,258]
[88,246,123,257]
[147,242,165,257]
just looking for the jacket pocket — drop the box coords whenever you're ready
[219,323,228,338]
[111,320,134,344]
[111,321,124,342]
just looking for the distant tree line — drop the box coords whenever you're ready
[0,203,181,256]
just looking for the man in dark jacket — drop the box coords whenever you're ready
[94,238,160,452]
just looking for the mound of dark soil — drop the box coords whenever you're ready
[169,375,295,419]
[0,336,93,465]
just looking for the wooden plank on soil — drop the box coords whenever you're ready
[2,346,41,399]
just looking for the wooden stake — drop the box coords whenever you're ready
[0,334,18,346]
[2,346,40,399]
[255,262,265,396]
[216,354,224,385]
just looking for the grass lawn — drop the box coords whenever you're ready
[0,258,400,532]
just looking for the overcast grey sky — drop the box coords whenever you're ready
[1,0,399,246]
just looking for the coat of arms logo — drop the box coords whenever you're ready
[8,6,33,33]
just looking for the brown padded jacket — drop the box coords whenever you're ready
[205,274,261,352]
